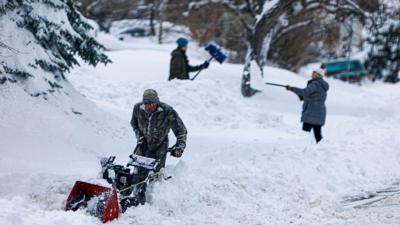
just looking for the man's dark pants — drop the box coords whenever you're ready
[133,141,168,203]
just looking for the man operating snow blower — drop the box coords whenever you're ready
[129,89,187,202]
[65,89,187,221]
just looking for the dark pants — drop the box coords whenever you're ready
[132,142,168,204]
[302,123,323,143]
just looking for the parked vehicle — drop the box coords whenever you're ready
[110,19,191,43]
[118,28,148,40]
[321,60,368,82]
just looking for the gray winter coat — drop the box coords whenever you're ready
[291,78,329,126]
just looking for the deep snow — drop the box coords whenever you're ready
[1,35,400,225]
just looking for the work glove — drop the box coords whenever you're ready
[201,61,210,69]
[170,145,184,158]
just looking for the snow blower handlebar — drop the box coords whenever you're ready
[127,154,160,171]
[126,147,176,170]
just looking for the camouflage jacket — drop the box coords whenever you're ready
[168,48,202,80]
[130,102,187,153]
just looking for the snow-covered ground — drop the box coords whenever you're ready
[1,36,400,225]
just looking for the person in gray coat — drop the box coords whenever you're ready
[286,69,329,143]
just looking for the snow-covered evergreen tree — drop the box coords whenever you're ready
[0,0,110,97]
[365,4,400,83]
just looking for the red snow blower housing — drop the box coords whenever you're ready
[65,181,119,223]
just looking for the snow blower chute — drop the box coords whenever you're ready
[65,154,167,223]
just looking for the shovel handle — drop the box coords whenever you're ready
[191,57,213,81]
[265,82,287,87]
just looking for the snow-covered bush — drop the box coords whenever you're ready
[0,0,110,97]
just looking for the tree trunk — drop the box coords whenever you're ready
[241,46,260,97]
[150,4,156,36]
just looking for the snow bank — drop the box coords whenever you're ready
[0,82,132,175]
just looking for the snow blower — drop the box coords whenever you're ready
[65,154,168,223]
[191,42,227,80]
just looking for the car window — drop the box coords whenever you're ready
[349,61,362,70]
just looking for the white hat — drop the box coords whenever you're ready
[313,68,325,78]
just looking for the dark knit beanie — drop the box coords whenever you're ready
[143,89,159,104]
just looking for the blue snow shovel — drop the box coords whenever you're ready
[191,42,227,80]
